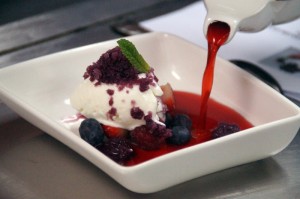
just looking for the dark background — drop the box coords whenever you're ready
[0,0,85,25]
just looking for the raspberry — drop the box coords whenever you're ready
[130,122,171,150]
[99,138,134,164]
[102,125,128,138]
[212,122,240,139]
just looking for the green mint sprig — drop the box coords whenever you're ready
[117,39,150,73]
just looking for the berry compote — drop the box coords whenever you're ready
[125,91,253,166]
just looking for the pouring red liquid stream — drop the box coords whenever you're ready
[199,21,231,129]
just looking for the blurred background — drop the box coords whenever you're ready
[0,0,197,68]
[0,0,85,26]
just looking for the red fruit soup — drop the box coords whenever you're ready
[125,91,253,166]
[125,21,253,166]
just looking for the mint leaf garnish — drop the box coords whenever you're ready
[117,39,150,73]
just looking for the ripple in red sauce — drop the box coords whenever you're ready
[125,91,253,166]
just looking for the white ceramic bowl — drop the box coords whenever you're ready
[0,32,299,193]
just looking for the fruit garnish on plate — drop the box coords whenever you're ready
[66,38,252,166]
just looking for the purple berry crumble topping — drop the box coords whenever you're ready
[107,89,114,95]
[130,107,145,119]
[109,97,113,106]
[107,107,117,120]
[83,46,158,92]
[84,47,139,85]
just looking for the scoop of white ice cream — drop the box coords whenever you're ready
[70,74,165,130]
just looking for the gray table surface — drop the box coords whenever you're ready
[0,1,300,198]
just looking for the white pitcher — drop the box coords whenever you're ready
[203,0,300,43]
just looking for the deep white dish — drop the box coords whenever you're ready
[0,32,299,193]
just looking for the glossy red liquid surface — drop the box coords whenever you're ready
[199,21,230,128]
[125,91,253,166]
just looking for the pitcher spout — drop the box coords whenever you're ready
[203,16,238,44]
[203,0,277,43]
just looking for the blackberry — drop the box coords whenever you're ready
[212,122,240,139]
[99,138,134,164]
[79,118,105,147]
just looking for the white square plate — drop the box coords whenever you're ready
[0,32,299,193]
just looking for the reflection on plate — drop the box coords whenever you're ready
[0,32,299,193]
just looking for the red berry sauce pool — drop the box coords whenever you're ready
[125,21,252,166]
[125,91,253,166]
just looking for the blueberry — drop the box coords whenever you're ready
[99,138,134,164]
[167,126,191,145]
[173,114,192,130]
[79,118,105,147]
[212,122,240,139]
[165,112,173,128]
